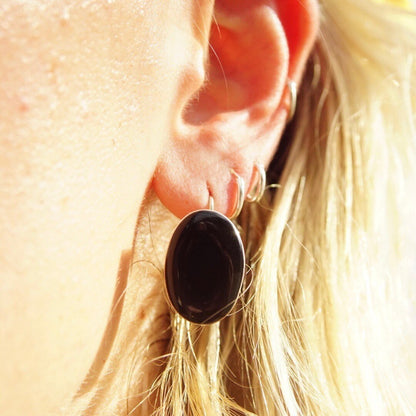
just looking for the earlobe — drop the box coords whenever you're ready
[153,0,319,219]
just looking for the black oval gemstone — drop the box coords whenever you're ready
[165,210,245,324]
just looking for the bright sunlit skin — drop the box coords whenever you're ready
[0,1,213,415]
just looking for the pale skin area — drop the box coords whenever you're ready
[0,1,211,414]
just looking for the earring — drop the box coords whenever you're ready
[287,79,297,122]
[246,163,266,203]
[165,174,246,324]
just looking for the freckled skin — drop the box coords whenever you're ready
[0,1,211,415]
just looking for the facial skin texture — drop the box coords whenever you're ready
[0,1,211,415]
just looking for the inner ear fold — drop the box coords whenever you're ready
[184,1,288,126]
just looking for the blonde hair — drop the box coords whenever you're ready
[69,0,416,414]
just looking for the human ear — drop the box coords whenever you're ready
[153,0,319,218]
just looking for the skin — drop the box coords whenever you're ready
[0,1,211,414]
[0,0,318,414]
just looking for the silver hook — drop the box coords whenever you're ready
[208,195,215,211]
[246,163,266,203]
[287,79,297,123]
[230,171,245,219]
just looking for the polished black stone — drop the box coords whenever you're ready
[165,210,245,324]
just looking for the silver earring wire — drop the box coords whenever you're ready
[230,171,245,219]
[208,195,215,211]
[287,79,297,122]
[246,163,266,203]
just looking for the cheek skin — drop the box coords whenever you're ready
[0,1,195,415]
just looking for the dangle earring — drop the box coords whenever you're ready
[165,174,246,324]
